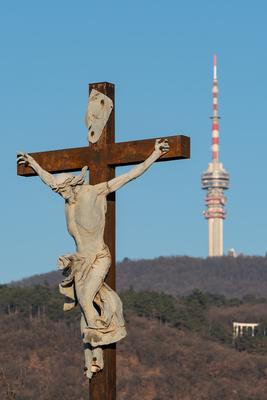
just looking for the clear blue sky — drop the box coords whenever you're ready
[1,1,267,282]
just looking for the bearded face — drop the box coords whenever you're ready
[51,167,88,201]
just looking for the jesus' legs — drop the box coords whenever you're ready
[77,273,104,327]
[75,253,111,328]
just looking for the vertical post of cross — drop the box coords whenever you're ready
[88,82,116,400]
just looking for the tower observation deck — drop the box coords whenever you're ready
[201,55,230,257]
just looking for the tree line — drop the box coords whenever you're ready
[2,284,267,352]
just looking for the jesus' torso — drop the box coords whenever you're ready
[65,184,107,256]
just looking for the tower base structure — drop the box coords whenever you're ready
[202,160,229,257]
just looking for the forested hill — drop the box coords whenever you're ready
[11,255,267,298]
[2,287,267,399]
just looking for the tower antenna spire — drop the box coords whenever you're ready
[213,53,217,80]
[211,52,220,162]
[201,55,230,257]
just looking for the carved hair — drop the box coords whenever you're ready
[52,166,88,193]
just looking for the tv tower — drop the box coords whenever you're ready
[201,54,230,257]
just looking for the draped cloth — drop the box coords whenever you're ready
[58,246,126,347]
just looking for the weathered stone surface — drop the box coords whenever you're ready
[17,139,169,379]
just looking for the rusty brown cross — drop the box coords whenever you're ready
[17,82,190,400]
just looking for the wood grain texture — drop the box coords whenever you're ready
[17,135,190,176]
[88,82,116,400]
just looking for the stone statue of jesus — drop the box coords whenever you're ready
[17,138,169,378]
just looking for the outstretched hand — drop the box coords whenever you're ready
[17,152,33,167]
[155,138,170,155]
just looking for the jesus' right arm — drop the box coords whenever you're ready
[17,152,58,188]
[17,153,87,201]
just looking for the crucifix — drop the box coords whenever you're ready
[17,82,190,400]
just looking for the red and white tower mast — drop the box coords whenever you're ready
[201,55,230,256]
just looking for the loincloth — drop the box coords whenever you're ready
[57,245,126,346]
[58,245,111,312]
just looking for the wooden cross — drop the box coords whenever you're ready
[17,82,190,400]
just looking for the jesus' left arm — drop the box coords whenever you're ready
[95,139,169,195]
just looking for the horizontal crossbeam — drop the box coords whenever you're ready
[17,135,190,176]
